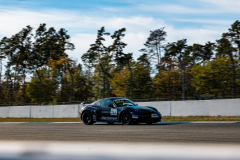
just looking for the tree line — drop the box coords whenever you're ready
[0,20,239,105]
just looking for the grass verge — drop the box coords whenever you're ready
[0,116,240,122]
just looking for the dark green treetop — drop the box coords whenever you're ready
[162,39,188,70]
[82,27,110,68]
[216,38,235,58]
[139,27,167,69]
[223,20,240,58]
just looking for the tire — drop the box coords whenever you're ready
[107,122,114,125]
[146,122,152,125]
[82,111,94,125]
[121,111,132,125]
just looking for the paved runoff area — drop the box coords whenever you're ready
[0,122,240,160]
[0,122,239,144]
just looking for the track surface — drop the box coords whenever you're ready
[0,123,239,144]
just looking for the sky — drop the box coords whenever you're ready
[0,0,239,67]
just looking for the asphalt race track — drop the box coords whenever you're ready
[0,123,240,144]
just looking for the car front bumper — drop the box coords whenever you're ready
[132,115,161,123]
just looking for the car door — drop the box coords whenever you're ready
[99,100,118,121]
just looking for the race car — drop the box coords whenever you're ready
[79,97,162,125]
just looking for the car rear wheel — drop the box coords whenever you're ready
[82,111,94,125]
[121,111,132,125]
[107,122,114,125]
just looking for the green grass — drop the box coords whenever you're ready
[0,116,240,122]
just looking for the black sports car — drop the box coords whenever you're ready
[79,97,162,125]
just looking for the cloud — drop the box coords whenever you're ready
[200,0,240,13]
[139,4,204,14]
[0,5,229,64]
[0,7,165,59]
[66,17,164,60]
[166,27,223,45]
[70,17,226,61]
[173,19,233,25]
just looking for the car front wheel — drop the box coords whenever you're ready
[82,111,94,125]
[121,111,132,125]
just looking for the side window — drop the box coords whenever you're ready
[100,100,114,107]
[95,101,102,106]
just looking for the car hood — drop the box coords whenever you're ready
[126,106,158,113]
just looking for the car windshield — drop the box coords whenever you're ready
[113,99,137,107]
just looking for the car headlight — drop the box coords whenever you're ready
[154,109,161,115]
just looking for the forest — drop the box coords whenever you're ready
[0,20,239,105]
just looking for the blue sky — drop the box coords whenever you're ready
[0,0,239,65]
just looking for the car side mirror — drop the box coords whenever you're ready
[81,102,85,106]
[136,104,138,106]
[108,104,114,108]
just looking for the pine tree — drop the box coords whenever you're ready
[140,27,167,69]
[216,38,235,58]
[223,20,240,60]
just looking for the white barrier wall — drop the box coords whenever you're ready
[208,99,240,116]
[9,106,30,118]
[0,99,240,118]
[0,107,9,118]
[137,101,171,116]
[0,105,81,118]
[31,106,54,118]
[52,105,79,118]
[137,99,240,117]
[171,100,209,116]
